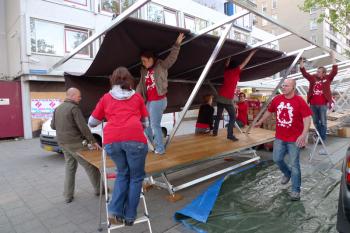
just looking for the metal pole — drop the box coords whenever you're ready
[48,0,150,73]
[166,23,233,146]
[232,0,331,53]
[171,32,292,80]
[246,50,304,133]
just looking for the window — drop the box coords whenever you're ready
[100,0,120,14]
[262,2,267,12]
[184,15,195,31]
[164,9,178,26]
[330,39,337,50]
[65,0,87,6]
[330,25,336,34]
[272,0,277,9]
[184,15,207,32]
[195,18,208,31]
[147,3,163,24]
[310,19,317,30]
[311,34,317,43]
[309,6,317,14]
[30,18,92,57]
[30,19,64,56]
[64,27,90,56]
[121,0,136,12]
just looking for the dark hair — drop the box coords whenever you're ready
[238,92,246,98]
[140,51,156,60]
[317,66,327,74]
[226,59,239,69]
[109,67,134,90]
[203,94,213,104]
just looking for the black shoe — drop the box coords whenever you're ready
[227,136,239,142]
[65,197,74,204]
[212,132,218,136]
[125,220,134,226]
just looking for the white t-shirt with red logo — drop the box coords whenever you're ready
[310,80,327,105]
[145,68,165,101]
[268,94,312,142]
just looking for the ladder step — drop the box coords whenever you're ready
[109,216,150,230]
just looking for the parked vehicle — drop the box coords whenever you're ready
[40,113,176,153]
[337,147,350,233]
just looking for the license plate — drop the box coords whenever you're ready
[43,145,53,151]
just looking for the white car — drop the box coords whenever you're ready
[40,113,176,153]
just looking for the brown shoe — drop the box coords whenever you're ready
[108,216,124,225]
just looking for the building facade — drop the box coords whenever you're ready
[254,0,350,67]
[0,0,277,139]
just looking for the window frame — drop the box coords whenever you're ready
[64,0,87,7]
[163,8,178,26]
[272,0,277,9]
[99,0,120,15]
[64,26,90,56]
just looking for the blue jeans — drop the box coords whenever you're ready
[213,102,236,138]
[273,139,301,193]
[105,141,148,221]
[310,105,327,141]
[146,98,167,153]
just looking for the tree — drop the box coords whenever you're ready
[301,0,349,36]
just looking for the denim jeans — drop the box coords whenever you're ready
[273,139,301,193]
[105,141,148,221]
[146,98,167,153]
[310,105,327,141]
[213,102,236,138]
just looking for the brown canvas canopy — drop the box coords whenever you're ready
[65,17,296,116]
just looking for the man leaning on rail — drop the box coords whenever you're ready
[51,87,101,204]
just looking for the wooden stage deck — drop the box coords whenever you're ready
[78,127,275,175]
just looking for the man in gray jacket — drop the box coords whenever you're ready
[51,87,101,203]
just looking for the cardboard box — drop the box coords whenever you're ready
[337,127,350,137]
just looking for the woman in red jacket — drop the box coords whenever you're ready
[88,67,149,226]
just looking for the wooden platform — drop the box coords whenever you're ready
[310,120,342,131]
[77,127,275,175]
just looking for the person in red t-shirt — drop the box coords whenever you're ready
[256,79,312,201]
[236,92,249,127]
[88,67,149,226]
[300,50,337,143]
[136,33,185,155]
[212,50,257,141]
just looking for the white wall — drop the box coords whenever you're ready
[0,0,8,78]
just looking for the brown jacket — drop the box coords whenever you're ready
[136,44,180,101]
[51,99,95,145]
[300,65,338,104]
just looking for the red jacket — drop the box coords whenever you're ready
[300,65,338,104]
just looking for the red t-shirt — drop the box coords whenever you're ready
[310,80,327,105]
[219,67,241,99]
[91,93,148,145]
[145,69,165,101]
[268,94,312,142]
[236,101,248,126]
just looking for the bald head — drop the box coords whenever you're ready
[66,87,82,104]
[281,79,296,98]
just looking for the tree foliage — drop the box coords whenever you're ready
[301,0,349,36]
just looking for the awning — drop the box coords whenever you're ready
[65,17,296,116]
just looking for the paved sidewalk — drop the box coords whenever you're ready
[0,135,347,233]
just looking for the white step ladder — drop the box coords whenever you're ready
[98,148,153,233]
